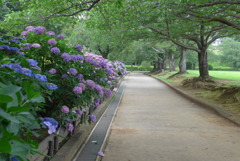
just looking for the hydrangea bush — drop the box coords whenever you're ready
[0,26,126,160]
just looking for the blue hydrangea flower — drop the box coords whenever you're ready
[26,59,38,66]
[11,157,20,161]
[34,74,47,82]
[0,45,10,50]
[43,117,58,134]
[46,83,58,90]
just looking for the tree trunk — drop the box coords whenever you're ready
[153,61,157,72]
[168,52,175,72]
[193,63,196,70]
[233,62,237,71]
[161,55,167,72]
[198,49,209,79]
[179,47,187,74]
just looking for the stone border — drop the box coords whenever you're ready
[146,73,240,126]
[50,76,125,161]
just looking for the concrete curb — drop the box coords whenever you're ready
[146,73,240,126]
[50,77,125,161]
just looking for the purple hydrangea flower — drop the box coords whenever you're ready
[86,80,96,89]
[67,123,74,132]
[98,152,105,157]
[76,74,84,80]
[34,26,46,34]
[57,34,65,39]
[48,68,57,74]
[34,74,47,82]
[76,55,84,61]
[95,85,104,96]
[85,57,98,66]
[61,52,71,62]
[21,31,28,36]
[22,43,31,50]
[76,109,83,115]
[75,44,83,51]
[71,55,78,62]
[73,86,83,94]
[25,26,35,31]
[105,68,114,75]
[68,68,77,76]
[89,115,97,122]
[46,31,55,36]
[105,89,112,98]
[26,59,38,66]
[46,83,58,90]
[43,117,58,134]
[94,98,101,107]
[107,81,112,85]
[31,43,41,48]
[50,47,60,54]
[48,39,57,46]
[61,105,69,114]
[109,76,117,80]
[77,83,86,90]
[61,74,68,79]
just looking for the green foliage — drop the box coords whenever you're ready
[141,61,151,71]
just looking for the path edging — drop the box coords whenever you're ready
[146,73,240,126]
[50,77,125,161]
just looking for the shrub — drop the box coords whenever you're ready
[0,26,126,160]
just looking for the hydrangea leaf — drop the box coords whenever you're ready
[0,94,13,103]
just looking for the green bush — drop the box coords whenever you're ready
[208,64,213,70]
[141,61,151,71]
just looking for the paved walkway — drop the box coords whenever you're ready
[101,73,240,161]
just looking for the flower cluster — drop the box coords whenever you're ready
[42,117,59,134]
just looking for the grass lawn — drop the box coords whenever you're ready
[153,70,240,86]
[187,70,240,81]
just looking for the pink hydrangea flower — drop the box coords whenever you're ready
[61,105,69,114]
[48,39,57,46]
[73,86,82,94]
[31,43,41,48]
[67,123,74,132]
[49,68,57,74]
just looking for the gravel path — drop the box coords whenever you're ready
[101,72,240,161]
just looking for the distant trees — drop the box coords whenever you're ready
[219,38,240,70]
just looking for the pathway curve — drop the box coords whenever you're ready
[101,73,240,161]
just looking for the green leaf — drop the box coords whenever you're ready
[31,96,45,103]
[0,94,13,103]
[0,85,21,95]
[0,109,20,123]
[7,122,20,135]
[8,106,30,113]
[23,82,41,101]
[0,138,11,153]
[16,115,32,124]
[10,140,30,157]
